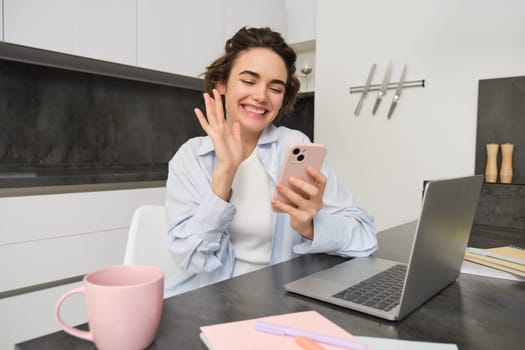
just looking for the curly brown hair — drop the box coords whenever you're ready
[203,27,301,117]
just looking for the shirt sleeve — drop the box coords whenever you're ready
[165,142,236,275]
[292,164,378,257]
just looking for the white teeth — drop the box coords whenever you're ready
[245,106,265,115]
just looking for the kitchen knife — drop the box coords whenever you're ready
[354,63,376,116]
[387,64,407,119]
[372,61,393,115]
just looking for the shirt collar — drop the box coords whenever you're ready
[195,124,279,156]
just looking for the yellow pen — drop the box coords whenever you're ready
[296,335,326,350]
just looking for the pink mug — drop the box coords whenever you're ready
[55,265,164,350]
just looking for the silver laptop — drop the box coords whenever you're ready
[285,175,483,321]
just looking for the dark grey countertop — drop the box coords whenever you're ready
[15,224,525,350]
[15,255,525,350]
[0,166,167,196]
[0,166,166,186]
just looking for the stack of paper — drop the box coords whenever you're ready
[200,310,458,349]
[461,260,525,281]
[464,246,525,278]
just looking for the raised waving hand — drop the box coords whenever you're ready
[194,89,243,201]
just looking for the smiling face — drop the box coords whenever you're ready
[216,48,288,142]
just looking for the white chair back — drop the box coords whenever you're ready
[124,204,194,298]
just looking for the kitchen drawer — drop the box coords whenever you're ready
[0,281,85,350]
[0,228,128,293]
[0,187,165,245]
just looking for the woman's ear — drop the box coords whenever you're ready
[215,81,227,94]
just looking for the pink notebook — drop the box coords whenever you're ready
[200,310,358,350]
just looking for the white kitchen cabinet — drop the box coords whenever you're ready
[0,185,166,348]
[138,0,288,78]
[3,0,311,78]
[0,186,166,293]
[137,0,225,78]
[0,281,85,350]
[224,0,286,41]
[284,0,316,45]
[3,0,136,66]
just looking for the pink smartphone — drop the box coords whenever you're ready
[273,143,327,209]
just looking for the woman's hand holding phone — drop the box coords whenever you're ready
[271,144,327,239]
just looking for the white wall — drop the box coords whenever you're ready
[0,1,3,40]
[315,0,525,230]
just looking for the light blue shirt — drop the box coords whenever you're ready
[165,125,377,295]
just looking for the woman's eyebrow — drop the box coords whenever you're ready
[239,70,286,87]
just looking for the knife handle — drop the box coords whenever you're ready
[387,95,400,119]
[387,101,397,119]
[354,96,365,116]
[372,94,383,115]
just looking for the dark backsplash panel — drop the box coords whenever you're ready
[474,183,525,230]
[0,58,205,169]
[474,76,525,230]
[276,92,314,141]
[475,76,525,184]
[0,57,314,188]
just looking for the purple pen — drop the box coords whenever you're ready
[255,320,368,350]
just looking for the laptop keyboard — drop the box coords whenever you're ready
[333,264,407,311]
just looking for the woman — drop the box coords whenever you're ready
[165,27,377,295]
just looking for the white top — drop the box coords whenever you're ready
[229,148,273,276]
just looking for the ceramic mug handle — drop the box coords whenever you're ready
[54,286,93,342]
